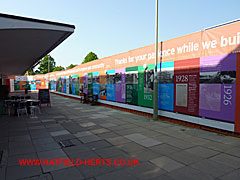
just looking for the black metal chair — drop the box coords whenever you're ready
[29,100,41,115]
[17,101,28,117]
[4,100,13,116]
[25,96,31,99]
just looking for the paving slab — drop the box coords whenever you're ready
[50,130,70,137]
[51,167,84,180]
[150,156,185,172]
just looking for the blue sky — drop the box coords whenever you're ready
[1,0,240,67]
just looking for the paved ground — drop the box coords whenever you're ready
[1,93,240,180]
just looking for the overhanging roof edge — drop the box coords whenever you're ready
[0,13,75,29]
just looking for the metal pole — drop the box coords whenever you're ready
[153,0,159,120]
[48,55,50,89]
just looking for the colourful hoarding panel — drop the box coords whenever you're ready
[126,66,138,105]
[83,73,88,94]
[158,61,174,111]
[174,58,200,116]
[115,68,126,103]
[93,72,100,97]
[138,64,154,108]
[107,69,115,101]
[99,71,107,100]
[199,54,236,123]
[88,73,93,95]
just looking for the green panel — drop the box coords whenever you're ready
[69,76,72,94]
[138,64,154,108]
[126,84,138,105]
[126,66,138,105]
[126,66,138,72]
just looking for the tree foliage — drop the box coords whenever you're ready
[66,64,77,69]
[25,67,35,75]
[82,52,98,64]
[53,66,65,72]
[37,55,56,74]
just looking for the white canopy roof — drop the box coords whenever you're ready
[0,13,75,75]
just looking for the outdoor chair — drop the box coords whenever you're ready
[4,100,13,116]
[25,96,31,99]
[29,100,41,115]
[17,101,28,117]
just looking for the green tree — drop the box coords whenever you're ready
[53,66,65,72]
[82,52,98,64]
[37,55,56,74]
[24,67,35,75]
[66,64,77,69]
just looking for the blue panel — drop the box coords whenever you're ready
[157,61,174,69]
[93,72,99,76]
[31,84,36,90]
[107,69,115,74]
[72,84,76,95]
[93,84,100,98]
[107,84,115,101]
[158,83,174,111]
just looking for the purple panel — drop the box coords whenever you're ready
[83,73,88,94]
[115,68,125,103]
[200,54,236,72]
[199,84,235,123]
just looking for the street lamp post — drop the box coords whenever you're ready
[48,55,50,89]
[153,0,159,120]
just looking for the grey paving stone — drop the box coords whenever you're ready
[220,169,240,180]
[85,140,112,150]
[99,123,117,128]
[95,146,126,158]
[6,165,42,180]
[126,161,166,180]
[117,142,146,153]
[9,144,36,156]
[124,133,148,141]
[203,141,232,152]
[79,122,96,127]
[37,149,72,173]
[91,128,110,134]
[78,135,101,143]
[37,149,68,159]
[33,138,55,145]
[150,156,185,172]
[51,167,84,180]
[53,134,76,142]
[209,153,240,168]
[74,131,94,138]
[129,150,161,162]
[168,166,214,180]
[97,132,120,139]
[150,144,181,155]
[63,144,90,155]
[8,153,38,166]
[106,136,131,145]
[95,169,138,180]
[225,147,240,158]
[190,159,235,178]
[9,135,31,142]
[136,138,162,147]
[34,142,60,152]
[50,130,70,137]
[150,174,174,180]
[41,119,55,122]
[184,146,220,158]
[170,150,203,165]
[0,167,6,180]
